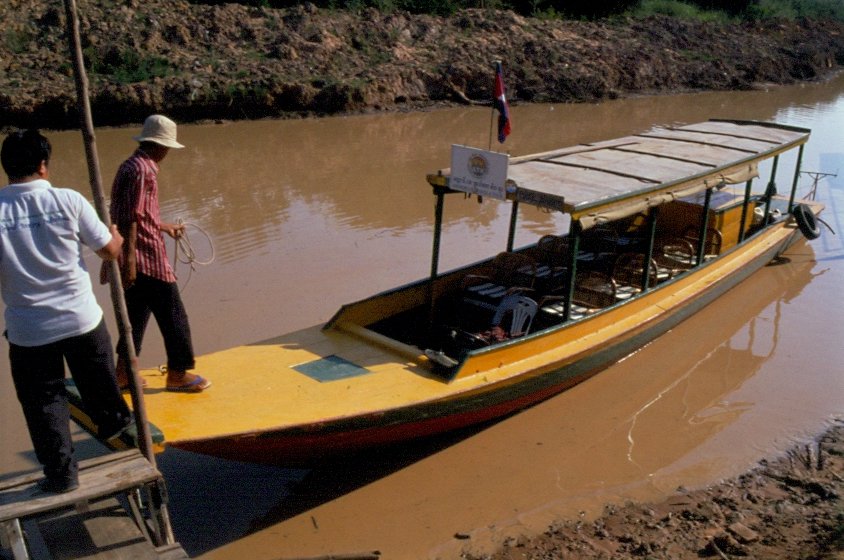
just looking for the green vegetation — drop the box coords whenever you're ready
[4,29,33,54]
[631,0,844,21]
[85,47,173,84]
[626,0,735,21]
[186,0,844,20]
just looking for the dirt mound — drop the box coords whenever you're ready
[470,420,844,560]
[2,1,844,128]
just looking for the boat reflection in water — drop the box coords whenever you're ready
[618,246,821,479]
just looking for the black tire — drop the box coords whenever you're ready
[793,203,821,240]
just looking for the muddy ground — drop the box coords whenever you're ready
[467,420,844,560]
[3,0,844,129]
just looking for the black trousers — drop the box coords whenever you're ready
[9,319,131,483]
[118,273,195,372]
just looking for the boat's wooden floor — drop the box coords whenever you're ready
[130,325,457,445]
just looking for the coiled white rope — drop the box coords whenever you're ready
[171,218,215,292]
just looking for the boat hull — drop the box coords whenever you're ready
[170,224,805,465]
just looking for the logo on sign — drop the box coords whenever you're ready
[468,154,488,178]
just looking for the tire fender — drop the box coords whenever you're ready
[793,203,821,240]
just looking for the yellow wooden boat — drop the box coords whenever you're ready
[71,119,823,465]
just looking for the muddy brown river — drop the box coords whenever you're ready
[2,75,844,559]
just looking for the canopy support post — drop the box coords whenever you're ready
[695,188,713,265]
[427,188,446,338]
[787,144,805,212]
[738,178,754,244]
[563,219,582,322]
[641,208,658,291]
[506,201,519,252]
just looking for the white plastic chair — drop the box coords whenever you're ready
[492,294,538,338]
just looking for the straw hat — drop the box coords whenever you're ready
[133,115,185,149]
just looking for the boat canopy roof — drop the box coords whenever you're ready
[428,119,810,229]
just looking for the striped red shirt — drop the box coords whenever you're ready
[109,149,177,283]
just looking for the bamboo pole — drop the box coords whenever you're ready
[62,0,174,545]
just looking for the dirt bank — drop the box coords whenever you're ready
[467,419,844,560]
[3,1,844,129]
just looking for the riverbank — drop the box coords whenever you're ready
[3,1,844,129]
[471,419,844,559]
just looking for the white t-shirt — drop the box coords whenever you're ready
[0,179,111,346]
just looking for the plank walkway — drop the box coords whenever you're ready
[0,450,188,560]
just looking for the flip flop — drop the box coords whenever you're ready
[166,375,211,393]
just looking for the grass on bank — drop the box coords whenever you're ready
[185,0,844,21]
[630,0,844,21]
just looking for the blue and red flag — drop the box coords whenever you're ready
[494,61,511,143]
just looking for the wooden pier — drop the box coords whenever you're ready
[0,450,188,560]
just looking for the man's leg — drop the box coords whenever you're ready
[9,340,78,488]
[63,319,132,440]
[143,276,195,372]
[141,275,210,391]
[115,277,153,387]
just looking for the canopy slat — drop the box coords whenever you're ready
[500,120,809,223]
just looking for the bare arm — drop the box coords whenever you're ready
[95,224,124,260]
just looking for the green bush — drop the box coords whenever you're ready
[794,0,844,20]
[4,29,32,54]
[86,47,173,84]
[746,0,797,19]
[627,0,732,21]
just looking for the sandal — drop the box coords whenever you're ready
[166,375,211,393]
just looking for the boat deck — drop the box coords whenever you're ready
[129,324,456,445]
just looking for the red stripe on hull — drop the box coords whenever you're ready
[172,372,594,465]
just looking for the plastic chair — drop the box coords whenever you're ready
[461,252,537,317]
[492,293,538,338]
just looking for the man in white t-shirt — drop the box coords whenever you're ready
[0,129,132,494]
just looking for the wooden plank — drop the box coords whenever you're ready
[0,519,29,560]
[38,498,158,560]
[0,451,161,523]
[154,543,190,560]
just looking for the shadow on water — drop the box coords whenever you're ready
[159,419,495,556]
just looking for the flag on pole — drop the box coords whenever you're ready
[494,61,511,143]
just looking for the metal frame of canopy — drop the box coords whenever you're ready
[425,119,810,325]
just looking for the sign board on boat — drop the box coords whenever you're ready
[449,145,509,200]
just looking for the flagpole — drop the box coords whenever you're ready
[488,114,495,150]
[489,60,500,150]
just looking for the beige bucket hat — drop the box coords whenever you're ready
[133,115,185,149]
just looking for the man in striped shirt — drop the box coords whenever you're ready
[109,115,211,393]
